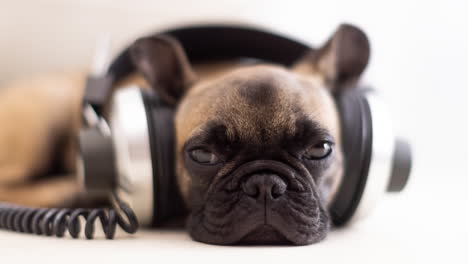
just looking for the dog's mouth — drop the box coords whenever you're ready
[187,160,330,245]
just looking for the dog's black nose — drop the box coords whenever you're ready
[242,173,287,199]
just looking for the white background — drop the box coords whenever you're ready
[0,0,467,263]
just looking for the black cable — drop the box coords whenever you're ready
[0,196,139,239]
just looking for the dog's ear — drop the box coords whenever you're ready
[130,35,197,105]
[293,24,370,92]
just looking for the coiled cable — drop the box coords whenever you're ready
[0,195,139,239]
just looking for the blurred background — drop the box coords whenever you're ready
[0,0,467,263]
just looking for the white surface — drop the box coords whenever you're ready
[1,0,467,263]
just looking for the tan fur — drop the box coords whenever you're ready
[0,72,85,206]
[0,61,343,209]
[0,176,79,207]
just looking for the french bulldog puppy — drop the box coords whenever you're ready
[130,24,370,245]
[0,24,369,245]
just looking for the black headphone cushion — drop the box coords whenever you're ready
[329,89,373,226]
[141,90,186,226]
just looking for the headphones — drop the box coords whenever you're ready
[79,25,412,228]
[0,25,412,240]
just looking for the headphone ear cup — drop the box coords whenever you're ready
[141,90,186,227]
[329,89,373,226]
[108,86,154,226]
[103,85,185,228]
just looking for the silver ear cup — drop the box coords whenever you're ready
[331,89,412,226]
[109,86,154,226]
[388,138,412,192]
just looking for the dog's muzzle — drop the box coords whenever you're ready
[188,160,328,245]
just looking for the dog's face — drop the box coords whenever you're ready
[130,24,370,245]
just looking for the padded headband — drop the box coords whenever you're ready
[84,25,311,115]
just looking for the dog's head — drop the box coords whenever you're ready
[130,24,370,245]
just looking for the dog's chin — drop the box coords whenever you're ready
[238,225,291,245]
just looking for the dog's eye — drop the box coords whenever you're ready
[189,148,220,165]
[304,141,333,160]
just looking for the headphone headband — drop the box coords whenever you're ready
[84,25,311,115]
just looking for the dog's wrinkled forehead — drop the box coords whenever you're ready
[176,64,340,148]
